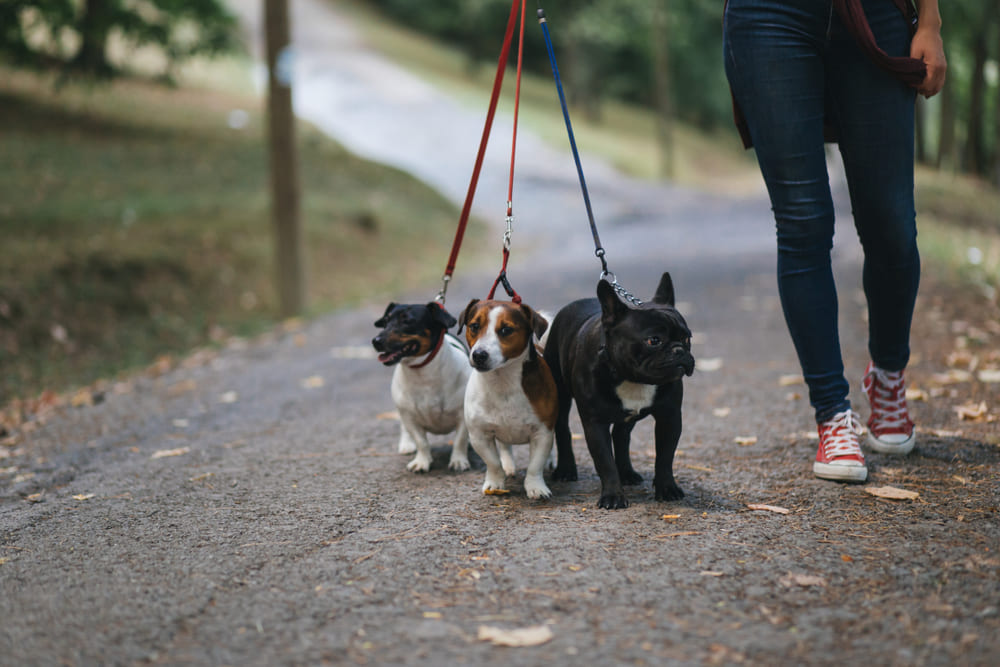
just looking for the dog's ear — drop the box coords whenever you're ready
[374,302,398,328]
[521,304,549,339]
[456,299,479,334]
[427,302,458,330]
[597,279,629,327]
[652,272,676,306]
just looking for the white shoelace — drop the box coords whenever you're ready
[864,366,910,429]
[821,410,865,458]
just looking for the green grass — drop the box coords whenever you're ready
[0,66,479,405]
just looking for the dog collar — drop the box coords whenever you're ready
[410,330,445,369]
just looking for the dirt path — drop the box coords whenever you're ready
[2,1,998,665]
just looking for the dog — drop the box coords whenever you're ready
[543,273,695,509]
[458,299,557,499]
[372,302,471,472]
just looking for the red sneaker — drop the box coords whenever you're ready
[814,410,868,482]
[862,362,916,455]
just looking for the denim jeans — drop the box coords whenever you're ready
[723,0,919,422]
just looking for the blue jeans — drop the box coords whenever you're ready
[723,0,919,422]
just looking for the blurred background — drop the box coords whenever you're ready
[0,0,997,407]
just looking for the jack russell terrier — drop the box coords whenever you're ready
[458,299,557,499]
[372,302,471,473]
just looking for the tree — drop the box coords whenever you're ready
[0,0,237,80]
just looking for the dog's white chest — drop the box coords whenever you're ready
[615,381,657,415]
[465,369,544,445]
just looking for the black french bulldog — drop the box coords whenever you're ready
[543,272,695,509]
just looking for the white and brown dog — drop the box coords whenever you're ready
[458,299,557,499]
[372,302,471,472]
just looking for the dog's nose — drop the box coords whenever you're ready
[471,349,490,368]
[372,336,384,351]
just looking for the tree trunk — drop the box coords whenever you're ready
[652,0,674,179]
[965,26,988,175]
[265,0,305,317]
[74,0,113,75]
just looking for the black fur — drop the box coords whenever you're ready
[372,302,457,366]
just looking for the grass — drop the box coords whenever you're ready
[0,65,478,405]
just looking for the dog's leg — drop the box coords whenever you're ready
[550,390,578,481]
[582,418,628,509]
[523,431,554,499]
[498,441,516,477]
[652,392,684,501]
[399,414,433,472]
[612,421,643,485]
[448,420,471,472]
[469,432,506,493]
[397,428,417,455]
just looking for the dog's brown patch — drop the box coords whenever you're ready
[522,349,558,429]
[382,330,435,357]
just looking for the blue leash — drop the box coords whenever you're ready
[537,6,642,306]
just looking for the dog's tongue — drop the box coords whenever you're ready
[378,351,399,365]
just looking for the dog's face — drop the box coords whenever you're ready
[372,302,457,366]
[598,273,694,385]
[458,300,548,373]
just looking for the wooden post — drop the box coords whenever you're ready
[264,0,304,317]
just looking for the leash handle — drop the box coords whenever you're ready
[437,0,523,304]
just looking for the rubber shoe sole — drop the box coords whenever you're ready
[866,430,916,456]
[813,460,868,483]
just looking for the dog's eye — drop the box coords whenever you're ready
[499,325,514,337]
[468,322,481,334]
[645,336,662,347]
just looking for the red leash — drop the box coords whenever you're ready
[436,0,524,305]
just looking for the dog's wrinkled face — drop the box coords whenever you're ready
[599,273,695,385]
[459,300,548,373]
[372,302,457,366]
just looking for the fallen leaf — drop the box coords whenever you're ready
[661,514,681,520]
[684,464,713,472]
[478,625,553,647]
[700,571,725,577]
[483,488,510,495]
[219,391,239,404]
[778,374,803,386]
[172,419,189,429]
[734,436,757,446]
[920,427,963,438]
[167,379,198,397]
[423,611,442,619]
[905,387,929,402]
[931,369,972,385]
[301,376,325,389]
[841,554,854,562]
[376,411,400,421]
[72,493,95,501]
[70,388,93,408]
[747,503,790,515]
[698,358,723,372]
[780,573,826,588]
[713,407,731,418]
[865,485,919,500]
[977,369,1000,383]
[953,401,989,421]
[152,447,190,459]
[25,492,44,503]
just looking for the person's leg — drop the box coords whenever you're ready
[724,0,850,422]
[827,0,919,373]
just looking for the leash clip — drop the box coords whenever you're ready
[435,274,451,304]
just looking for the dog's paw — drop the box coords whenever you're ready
[654,479,685,502]
[597,492,630,510]
[406,453,432,473]
[500,451,516,477]
[448,456,471,472]
[397,439,417,455]
[550,464,578,482]
[524,477,552,500]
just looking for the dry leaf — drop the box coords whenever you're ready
[700,571,725,577]
[661,514,681,520]
[953,401,989,421]
[684,464,713,472]
[778,374,803,386]
[219,391,239,404]
[713,407,731,418]
[172,419,189,428]
[167,379,198,397]
[376,411,400,421]
[71,494,95,501]
[865,485,919,501]
[478,625,553,647]
[734,436,757,446]
[977,369,1000,383]
[699,358,724,372]
[906,387,929,402]
[25,492,44,503]
[301,376,325,389]
[841,554,854,562]
[483,488,510,495]
[780,573,826,588]
[152,447,190,459]
[747,503,790,515]
[931,370,972,385]
[422,611,442,619]
[70,388,94,408]
[567,565,582,571]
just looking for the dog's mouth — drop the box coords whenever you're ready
[377,341,421,366]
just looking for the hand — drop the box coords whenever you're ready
[911,24,946,98]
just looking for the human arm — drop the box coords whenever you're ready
[911,0,946,97]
